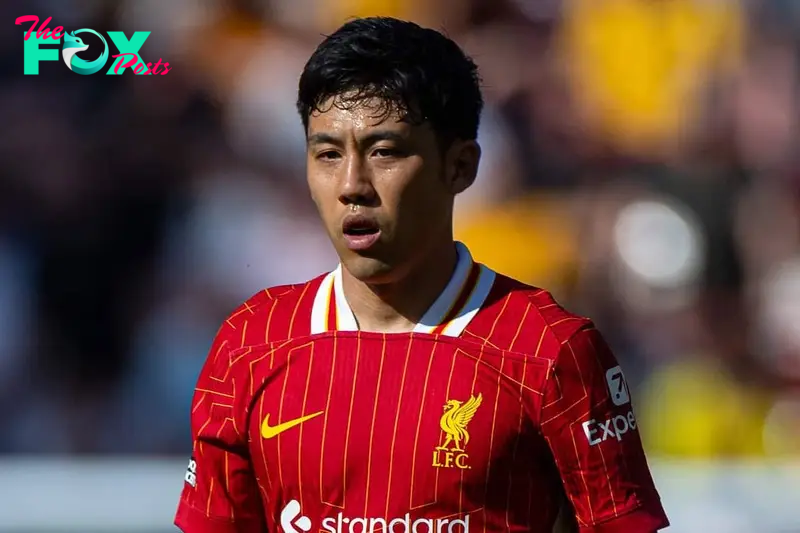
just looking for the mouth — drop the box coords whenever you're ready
[342,214,381,251]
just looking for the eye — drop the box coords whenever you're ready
[372,148,402,158]
[316,150,341,161]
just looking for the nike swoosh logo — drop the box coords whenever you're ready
[261,411,324,439]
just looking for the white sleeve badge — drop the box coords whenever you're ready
[184,456,197,487]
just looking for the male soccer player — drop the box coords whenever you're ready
[174,17,669,533]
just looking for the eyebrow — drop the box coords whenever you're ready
[306,130,408,147]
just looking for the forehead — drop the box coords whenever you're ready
[306,96,419,137]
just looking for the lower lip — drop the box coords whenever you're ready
[343,231,381,251]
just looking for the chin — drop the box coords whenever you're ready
[341,255,399,284]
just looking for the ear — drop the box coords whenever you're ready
[444,140,481,195]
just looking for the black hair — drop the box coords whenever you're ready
[297,17,483,146]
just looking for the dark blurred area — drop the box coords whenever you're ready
[1,0,798,464]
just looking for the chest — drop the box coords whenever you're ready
[247,339,549,514]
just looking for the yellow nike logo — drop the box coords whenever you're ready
[260,411,324,439]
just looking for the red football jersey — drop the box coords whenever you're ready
[175,243,668,533]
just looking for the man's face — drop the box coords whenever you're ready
[305,98,478,284]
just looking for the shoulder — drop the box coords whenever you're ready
[466,272,593,362]
[191,275,327,414]
[214,274,327,355]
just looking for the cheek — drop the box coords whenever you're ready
[397,169,446,210]
[389,159,438,198]
[307,173,332,210]
[388,181,447,237]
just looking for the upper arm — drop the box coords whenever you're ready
[175,332,267,533]
[540,325,669,533]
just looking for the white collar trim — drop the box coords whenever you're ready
[310,242,495,337]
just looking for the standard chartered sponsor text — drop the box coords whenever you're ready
[320,513,469,533]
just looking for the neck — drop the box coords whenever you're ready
[341,240,459,333]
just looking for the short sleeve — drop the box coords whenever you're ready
[174,331,267,533]
[540,325,669,532]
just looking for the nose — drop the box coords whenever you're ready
[338,154,377,208]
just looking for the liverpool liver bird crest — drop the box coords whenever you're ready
[436,393,483,451]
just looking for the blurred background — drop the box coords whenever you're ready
[1,0,799,531]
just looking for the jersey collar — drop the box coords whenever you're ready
[310,242,496,337]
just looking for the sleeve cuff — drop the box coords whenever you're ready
[579,506,670,533]
[174,502,265,533]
